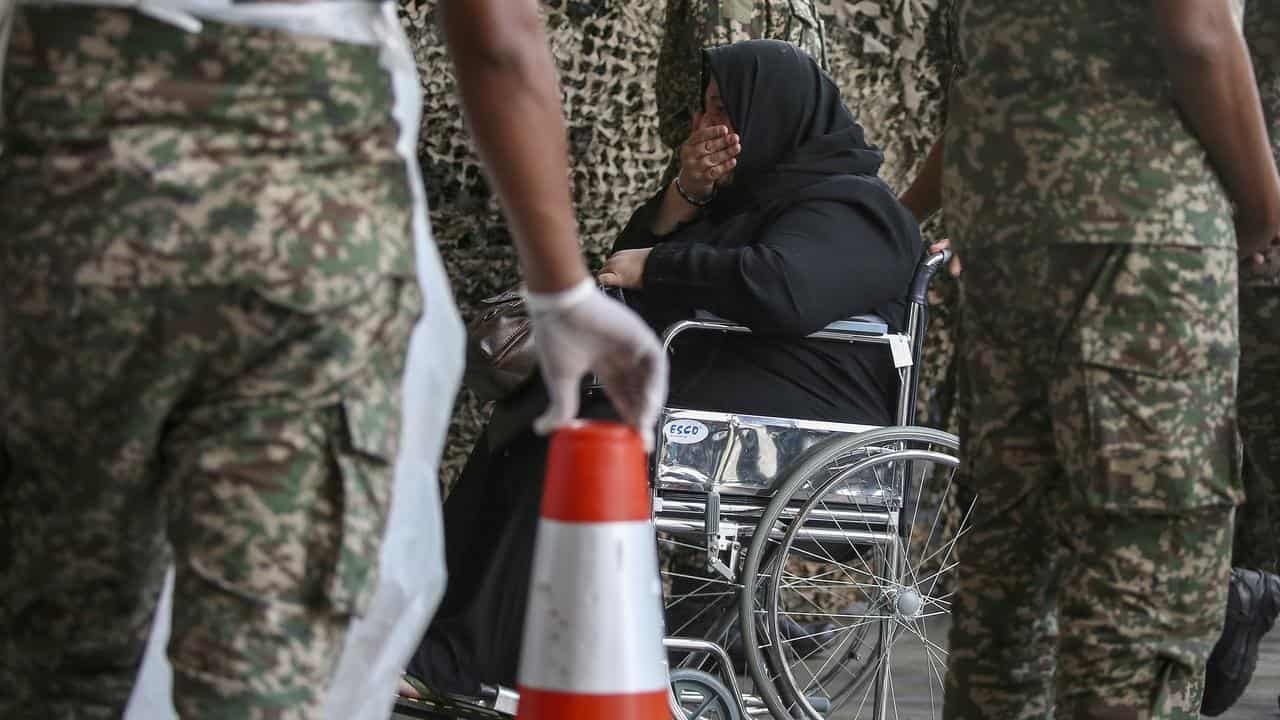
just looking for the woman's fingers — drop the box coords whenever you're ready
[703,141,741,168]
[705,157,737,180]
[678,127,738,196]
[689,124,728,145]
[701,132,738,156]
[686,127,734,158]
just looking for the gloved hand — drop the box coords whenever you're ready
[525,279,668,450]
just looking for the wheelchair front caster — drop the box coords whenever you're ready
[669,668,741,720]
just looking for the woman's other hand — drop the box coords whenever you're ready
[1237,217,1280,268]
[598,248,653,289]
[678,111,741,200]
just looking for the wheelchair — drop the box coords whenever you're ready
[655,249,964,720]
[393,250,963,720]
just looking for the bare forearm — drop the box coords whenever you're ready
[1156,0,1280,241]
[899,136,945,223]
[440,0,587,293]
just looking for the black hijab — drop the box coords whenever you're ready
[700,39,891,218]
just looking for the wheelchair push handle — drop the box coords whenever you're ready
[908,249,953,307]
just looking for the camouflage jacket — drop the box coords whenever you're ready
[942,1,1236,251]
[657,0,826,152]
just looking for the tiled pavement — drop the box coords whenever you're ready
[392,619,1280,719]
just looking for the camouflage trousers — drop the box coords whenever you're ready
[0,280,418,719]
[945,244,1240,719]
[1232,286,1280,575]
[0,10,420,718]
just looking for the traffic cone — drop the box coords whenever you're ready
[515,421,668,719]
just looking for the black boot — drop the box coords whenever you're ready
[1201,567,1280,716]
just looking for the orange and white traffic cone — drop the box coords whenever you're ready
[515,421,668,719]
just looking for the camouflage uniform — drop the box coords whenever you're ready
[0,9,417,719]
[1232,1,1280,577]
[657,0,826,159]
[941,2,1241,717]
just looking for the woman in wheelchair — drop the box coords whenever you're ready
[402,39,922,701]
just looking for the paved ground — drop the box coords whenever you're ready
[391,620,1280,719]
[872,619,1280,719]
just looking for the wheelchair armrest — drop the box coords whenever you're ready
[908,249,953,306]
[823,315,889,335]
[662,313,890,354]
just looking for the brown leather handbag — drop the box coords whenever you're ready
[464,287,539,402]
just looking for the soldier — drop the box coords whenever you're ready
[1201,3,1280,715]
[0,2,665,720]
[1232,0,1280,591]
[934,1,1280,718]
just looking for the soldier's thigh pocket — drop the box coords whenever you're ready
[172,279,419,617]
[1064,245,1240,512]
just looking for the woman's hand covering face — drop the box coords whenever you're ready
[597,248,653,289]
[677,112,741,200]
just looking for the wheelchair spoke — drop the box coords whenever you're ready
[911,560,960,597]
[816,497,894,597]
[925,590,954,608]
[914,463,959,582]
[776,609,889,623]
[779,570,883,593]
[798,624,869,695]
[668,586,742,599]
[912,502,972,571]
[922,634,948,693]
[900,619,948,661]
[662,571,740,593]
[661,568,740,586]
[669,600,726,639]
[851,646,889,719]
[779,617,880,646]
[783,540,884,594]
[925,492,977,602]
[890,652,901,720]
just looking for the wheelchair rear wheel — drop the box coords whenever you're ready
[738,427,964,720]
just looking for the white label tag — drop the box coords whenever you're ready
[888,335,913,369]
[663,419,710,445]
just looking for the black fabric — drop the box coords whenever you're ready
[408,398,619,694]
[406,429,547,696]
[619,39,921,425]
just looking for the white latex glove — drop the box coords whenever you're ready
[525,279,668,450]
